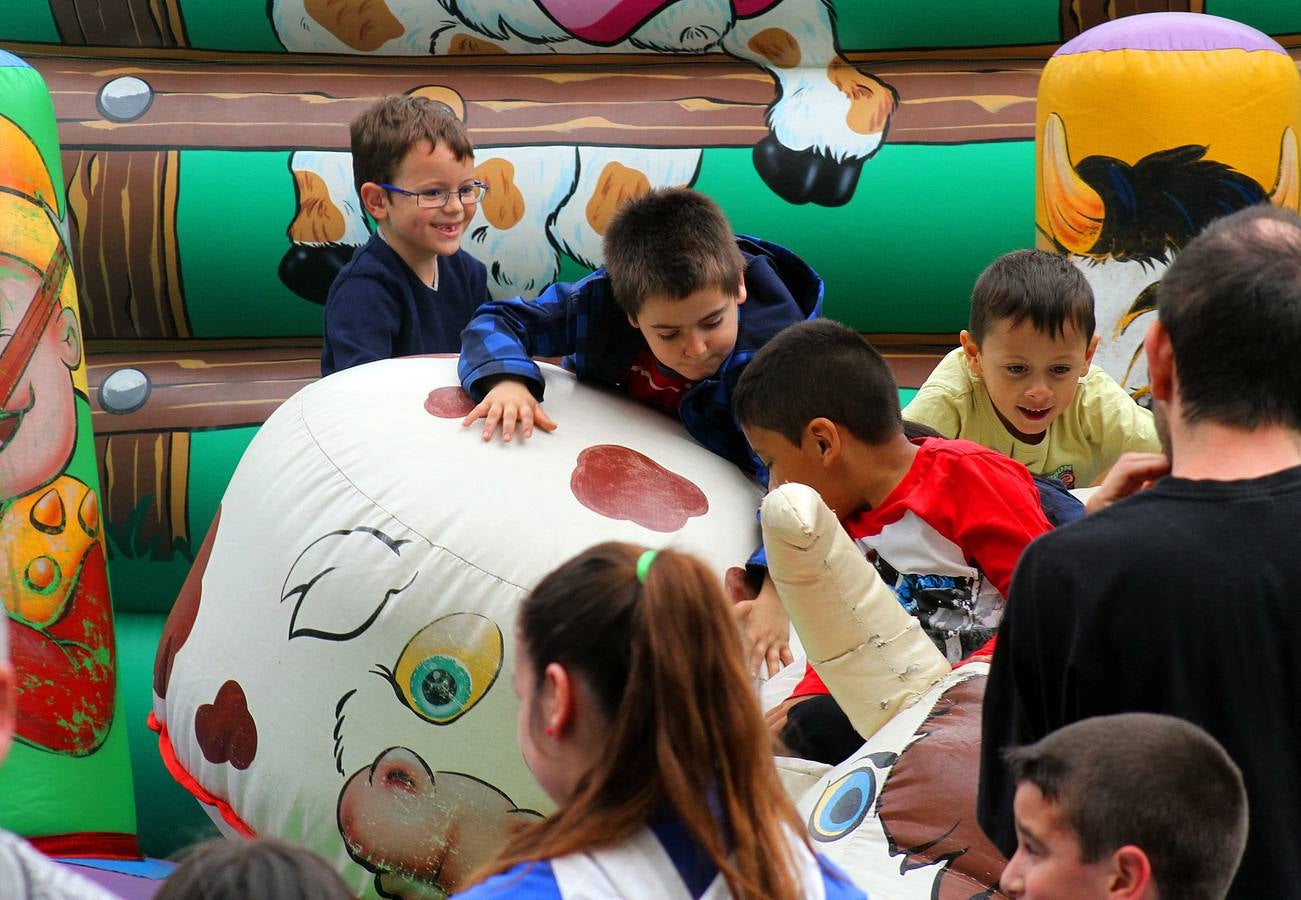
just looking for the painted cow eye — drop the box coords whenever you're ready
[392,613,503,725]
[809,767,877,842]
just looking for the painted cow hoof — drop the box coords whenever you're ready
[752,135,865,207]
[278,244,358,305]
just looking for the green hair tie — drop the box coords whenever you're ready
[636,550,659,585]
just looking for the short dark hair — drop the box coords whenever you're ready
[602,187,746,317]
[154,837,355,900]
[733,320,902,446]
[1157,203,1301,430]
[1004,713,1248,900]
[349,95,474,197]
[969,249,1095,344]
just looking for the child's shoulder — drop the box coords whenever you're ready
[915,436,1034,479]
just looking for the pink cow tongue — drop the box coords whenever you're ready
[534,0,674,44]
[535,0,784,43]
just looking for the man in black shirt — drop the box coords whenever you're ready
[978,203,1301,899]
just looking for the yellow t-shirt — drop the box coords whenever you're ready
[902,348,1161,489]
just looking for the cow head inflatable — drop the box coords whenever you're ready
[150,356,763,898]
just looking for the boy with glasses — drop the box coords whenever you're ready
[322,95,489,376]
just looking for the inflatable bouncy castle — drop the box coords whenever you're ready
[1,2,1299,897]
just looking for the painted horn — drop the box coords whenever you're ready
[1270,126,1298,210]
[1041,112,1104,256]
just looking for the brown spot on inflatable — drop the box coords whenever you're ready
[305,0,403,52]
[195,680,258,771]
[424,386,475,419]
[877,675,1007,898]
[748,28,801,69]
[155,506,221,699]
[570,445,708,533]
[828,60,897,136]
[409,86,466,121]
[449,33,507,55]
[288,170,346,243]
[475,158,527,230]
[586,162,651,235]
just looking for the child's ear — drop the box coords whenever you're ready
[359,182,390,221]
[1106,845,1153,898]
[805,417,842,465]
[1084,333,1101,367]
[959,329,982,375]
[626,313,640,330]
[735,271,748,307]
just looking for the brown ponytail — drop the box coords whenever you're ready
[465,542,812,898]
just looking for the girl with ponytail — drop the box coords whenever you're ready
[455,542,864,899]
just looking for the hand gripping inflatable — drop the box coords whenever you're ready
[1037,12,1301,400]
[151,356,763,899]
[760,483,949,739]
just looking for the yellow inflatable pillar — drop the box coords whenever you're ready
[1036,12,1301,400]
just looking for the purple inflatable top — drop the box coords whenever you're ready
[1054,12,1287,56]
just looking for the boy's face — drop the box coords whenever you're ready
[627,277,745,382]
[962,318,1099,442]
[363,139,477,264]
[743,423,855,517]
[1001,783,1117,899]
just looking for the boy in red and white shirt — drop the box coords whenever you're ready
[734,320,1050,763]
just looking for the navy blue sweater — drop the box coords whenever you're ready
[321,233,488,376]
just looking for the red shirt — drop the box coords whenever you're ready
[623,348,692,414]
[790,438,1049,697]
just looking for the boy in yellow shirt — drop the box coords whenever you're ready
[904,249,1160,489]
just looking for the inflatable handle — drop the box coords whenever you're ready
[760,482,951,740]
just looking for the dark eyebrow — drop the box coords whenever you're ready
[648,303,729,330]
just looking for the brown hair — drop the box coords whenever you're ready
[154,837,356,900]
[969,248,1095,344]
[466,542,816,898]
[349,94,474,197]
[733,319,902,447]
[1004,713,1248,900]
[602,187,746,317]
[1157,202,1301,431]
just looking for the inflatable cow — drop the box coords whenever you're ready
[151,356,765,898]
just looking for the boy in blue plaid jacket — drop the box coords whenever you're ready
[459,187,822,674]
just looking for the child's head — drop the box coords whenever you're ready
[1001,713,1247,900]
[478,542,810,899]
[603,188,747,382]
[734,320,902,511]
[155,837,355,900]
[961,249,1099,442]
[350,95,479,264]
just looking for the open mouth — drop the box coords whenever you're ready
[1017,405,1053,422]
[0,388,35,451]
[433,223,462,238]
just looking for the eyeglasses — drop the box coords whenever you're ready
[377,181,487,209]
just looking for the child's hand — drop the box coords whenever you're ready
[1086,452,1170,514]
[461,378,557,443]
[764,695,814,756]
[728,571,795,678]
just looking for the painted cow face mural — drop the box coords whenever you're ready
[271,0,896,206]
[152,356,764,898]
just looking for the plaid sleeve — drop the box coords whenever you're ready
[458,282,585,401]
